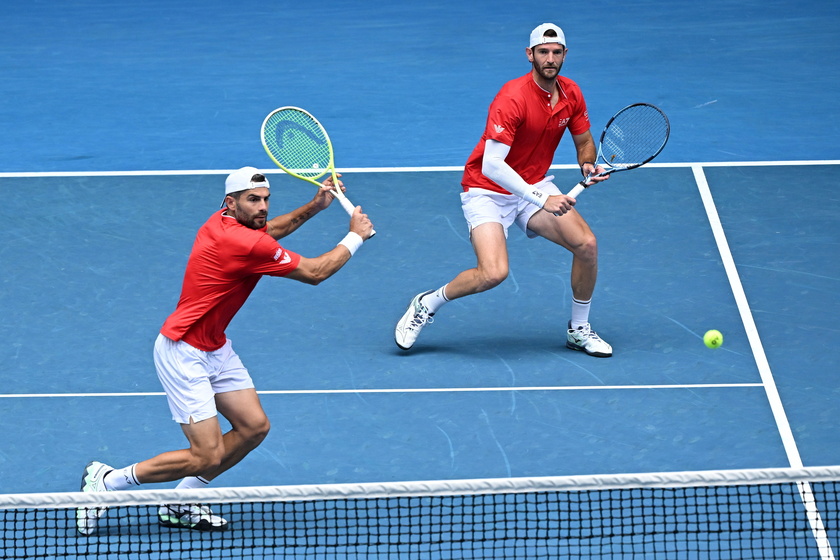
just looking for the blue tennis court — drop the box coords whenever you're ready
[2,160,838,495]
[0,0,838,536]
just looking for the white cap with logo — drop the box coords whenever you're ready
[221,166,270,208]
[529,23,566,48]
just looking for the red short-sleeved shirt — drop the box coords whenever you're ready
[462,74,591,193]
[160,211,301,352]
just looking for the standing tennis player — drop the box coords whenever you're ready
[395,23,612,357]
[78,167,374,535]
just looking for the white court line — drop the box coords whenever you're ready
[0,383,763,399]
[692,164,834,560]
[691,164,802,468]
[0,160,839,178]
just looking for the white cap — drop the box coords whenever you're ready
[221,166,270,207]
[529,23,566,48]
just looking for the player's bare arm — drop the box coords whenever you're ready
[265,177,345,240]
[540,131,608,212]
[283,206,374,285]
[572,130,609,184]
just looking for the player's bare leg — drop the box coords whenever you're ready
[200,389,270,481]
[396,223,508,349]
[528,209,612,357]
[442,222,510,299]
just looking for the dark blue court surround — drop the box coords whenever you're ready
[0,1,838,171]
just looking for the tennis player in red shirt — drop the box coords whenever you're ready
[395,23,612,357]
[78,167,373,534]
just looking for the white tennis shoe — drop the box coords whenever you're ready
[158,504,228,532]
[395,291,435,350]
[77,461,113,535]
[566,322,613,357]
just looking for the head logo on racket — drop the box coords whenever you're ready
[260,106,375,236]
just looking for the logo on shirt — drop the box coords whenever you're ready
[493,124,505,134]
[273,248,292,264]
[558,118,570,127]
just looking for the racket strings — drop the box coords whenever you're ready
[263,110,331,178]
[601,106,669,168]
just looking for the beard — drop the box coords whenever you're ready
[534,60,562,81]
[236,212,267,230]
[248,215,267,229]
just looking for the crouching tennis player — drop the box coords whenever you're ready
[77,167,373,534]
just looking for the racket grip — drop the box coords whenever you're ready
[336,193,356,216]
[334,188,376,237]
[567,182,586,198]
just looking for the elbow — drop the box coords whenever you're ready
[298,274,325,286]
[481,159,497,181]
[291,255,343,286]
[302,268,331,286]
[482,155,505,184]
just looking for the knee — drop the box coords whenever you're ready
[477,266,508,292]
[250,417,270,446]
[192,445,225,474]
[573,233,598,262]
[239,416,271,450]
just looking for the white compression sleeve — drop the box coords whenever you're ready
[482,139,547,207]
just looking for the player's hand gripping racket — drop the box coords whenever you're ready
[260,106,375,236]
[567,103,670,198]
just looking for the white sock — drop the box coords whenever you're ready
[175,476,211,490]
[103,464,140,491]
[570,298,591,330]
[420,284,450,314]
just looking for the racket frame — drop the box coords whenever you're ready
[566,103,670,198]
[260,106,359,217]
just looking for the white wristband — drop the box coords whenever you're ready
[338,232,364,256]
[522,188,547,208]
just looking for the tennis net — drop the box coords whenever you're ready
[2,466,838,559]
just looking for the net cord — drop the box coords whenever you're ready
[3,465,840,510]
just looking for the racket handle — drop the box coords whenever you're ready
[333,188,376,237]
[334,190,356,215]
[567,182,587,198]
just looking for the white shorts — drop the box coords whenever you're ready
[460,182,561,239]
[153,334,255,424]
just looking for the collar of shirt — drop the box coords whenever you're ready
[528,76,569,110]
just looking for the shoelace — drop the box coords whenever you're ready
[409,303,433,329]
[187,504,213,516]
[574,325,600,341]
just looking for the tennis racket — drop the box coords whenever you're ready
[260,106,375,235]
[567,103,670,198]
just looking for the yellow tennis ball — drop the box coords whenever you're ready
[704,329,723,349]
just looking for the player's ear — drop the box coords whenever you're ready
[525,47,533,61]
